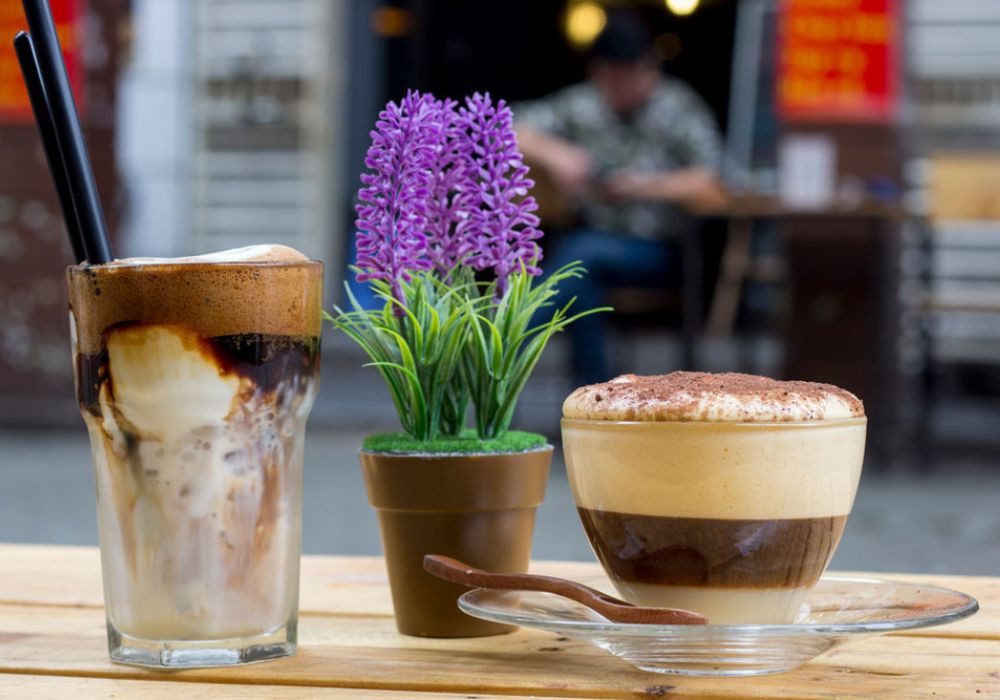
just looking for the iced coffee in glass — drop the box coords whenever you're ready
[562,372,866,625]
[67,245,321,667]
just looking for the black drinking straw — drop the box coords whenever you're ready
[19,0,113,264]
[14,32,85,263]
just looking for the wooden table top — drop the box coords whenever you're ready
[0,544,996,698]
[684,193,907,220]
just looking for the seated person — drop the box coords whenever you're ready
[515,11,726,384]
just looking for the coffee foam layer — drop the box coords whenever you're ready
[563,372,864,423]
[68,246,322,354]
[103,245,308,266]
[562,419,866,519]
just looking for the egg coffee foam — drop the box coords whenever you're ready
[67,246,322,645]
[561,372,866,624]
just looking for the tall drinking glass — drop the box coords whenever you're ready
[66,250,322,667]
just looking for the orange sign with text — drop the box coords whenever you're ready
[777,0,899,122]
[0,0,84,124]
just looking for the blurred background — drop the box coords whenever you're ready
[0,0,998,574]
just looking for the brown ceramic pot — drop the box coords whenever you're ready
[359,445,552,638]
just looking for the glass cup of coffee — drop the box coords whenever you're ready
[561,372,866,624]
[66,245,322,667]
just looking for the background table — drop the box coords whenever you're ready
[0,545,996,698]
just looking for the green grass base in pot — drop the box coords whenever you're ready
[362,430,547,455]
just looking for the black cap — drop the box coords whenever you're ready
[589,10,654,64]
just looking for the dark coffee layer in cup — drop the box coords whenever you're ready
[77,329,319,417]
[577,508,847,589]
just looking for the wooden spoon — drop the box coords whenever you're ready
[423,554,709,625]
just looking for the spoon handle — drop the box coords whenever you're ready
[423,554,707,625]
[425,553,616,600]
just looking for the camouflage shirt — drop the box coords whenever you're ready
[515,78,722,240]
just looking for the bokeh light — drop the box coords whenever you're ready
[665,0,700,17]
[370,7,414,38]
[565,2,607,48]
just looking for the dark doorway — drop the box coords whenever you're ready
[382,0,738,132]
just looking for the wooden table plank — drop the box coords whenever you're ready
[0,545,993,640]
[0,602,997,698]
[0,544,395,617]
[0,674,584,699]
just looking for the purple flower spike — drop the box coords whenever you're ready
[355,91,442,312]
[425,98,478,276]
[458,93,544,298]
[355,90,544,303]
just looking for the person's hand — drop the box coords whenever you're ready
[601,169,662,201]
[601,167,729,210]
[544,143,594,197]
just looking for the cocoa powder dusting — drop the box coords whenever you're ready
[562,372,865,422]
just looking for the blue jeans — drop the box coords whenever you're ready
[545,229,678,385]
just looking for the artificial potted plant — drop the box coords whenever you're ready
[329,91,602,637]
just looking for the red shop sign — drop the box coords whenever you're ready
[0,0,85,124]
[777,0,900,123]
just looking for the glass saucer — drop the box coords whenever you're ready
[458,575,978,677]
